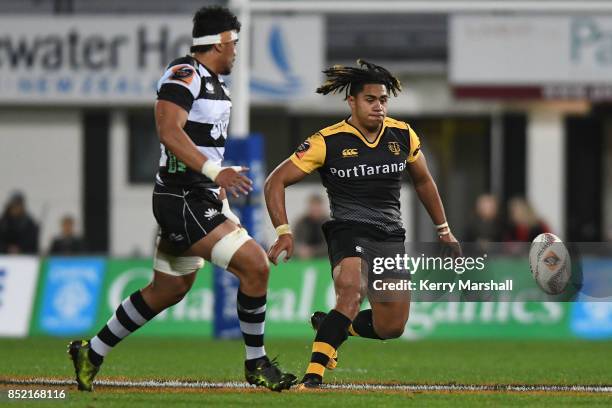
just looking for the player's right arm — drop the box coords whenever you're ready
[155,100,205,174]
[264,134,326,264]
[155,64,251,196]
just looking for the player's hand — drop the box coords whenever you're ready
[268,234,294,266]
[215,166,253,197]
[439,232,462,258]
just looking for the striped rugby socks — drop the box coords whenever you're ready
[304,309,351,382]
[237,290,267,369]
[88,290,157,366]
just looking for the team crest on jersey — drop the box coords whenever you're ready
[205,82,215,94]
[295,141,311,159]
[171,66,194,84]
[388,141,401,156]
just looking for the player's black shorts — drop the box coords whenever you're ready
[152,183,227,253]
[322,220,405,271]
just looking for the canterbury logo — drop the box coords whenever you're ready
[342,148,358,157]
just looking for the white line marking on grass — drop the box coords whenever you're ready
[1,378,611,393]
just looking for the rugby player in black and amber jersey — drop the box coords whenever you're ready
[265,60,461,388]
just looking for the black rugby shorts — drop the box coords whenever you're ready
[152,183,227,253]
[322,220,405,271]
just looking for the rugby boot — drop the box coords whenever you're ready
[295,374,323,390]
[67,340,100,392]
[245,356,297,392]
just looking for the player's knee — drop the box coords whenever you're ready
[168,283,191,305]
[257,259,270,282]
[152,278,192,307]
[376,322,405,339]
[335,268,360,293]
[335,286,361,318]
[244,256,269,288]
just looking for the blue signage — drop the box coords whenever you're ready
[570,257,612,339]
[213,134,265,338]
[38,258,106,336]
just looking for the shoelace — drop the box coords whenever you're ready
[259,356,289,380]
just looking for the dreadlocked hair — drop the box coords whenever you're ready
[316,59,401,99]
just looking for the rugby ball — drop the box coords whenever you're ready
[528,233,571,295]
[276,250,288,264]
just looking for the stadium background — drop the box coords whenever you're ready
[0,0,611,405]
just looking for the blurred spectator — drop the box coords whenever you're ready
[293,194,328,259]
[49,215,87,255]
[0,192,39,254]
[464,194,503,246]
[504,197,550,242]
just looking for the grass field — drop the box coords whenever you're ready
[1,337,611,406]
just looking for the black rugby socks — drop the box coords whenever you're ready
[303,309,351,382]
[348,309,382,340]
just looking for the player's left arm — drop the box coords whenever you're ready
[407,153,461,254]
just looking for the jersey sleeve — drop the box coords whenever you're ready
[406,125,422,163]
[156,64,201,112]
[289,133,326,174]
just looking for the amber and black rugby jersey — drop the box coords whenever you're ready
[290,117,421,234]
[156,56,231,190]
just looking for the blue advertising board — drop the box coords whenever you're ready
[36,258,106,336]
[570,257,612,339]
[213,135,265,338]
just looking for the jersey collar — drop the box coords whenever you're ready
[343,117,387,148]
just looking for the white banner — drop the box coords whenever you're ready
[0,256,39,337]
[0,16,323,105]
[250,16,323,104]
[450,15,612,85]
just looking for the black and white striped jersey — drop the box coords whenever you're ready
[156,56,231,190]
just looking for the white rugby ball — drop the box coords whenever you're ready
[528,233,571,295]
[276,250,288,264]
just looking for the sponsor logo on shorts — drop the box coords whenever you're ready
[204,208,220,220]
[342,148,358,158]
[169,233,185,242]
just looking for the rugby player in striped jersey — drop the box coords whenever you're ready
[68,6,296,392]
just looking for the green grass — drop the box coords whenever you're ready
[2,392,612,408]
[1,337,611,406]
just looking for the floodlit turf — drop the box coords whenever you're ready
[1,337,611,406]
[2,390,612,408]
